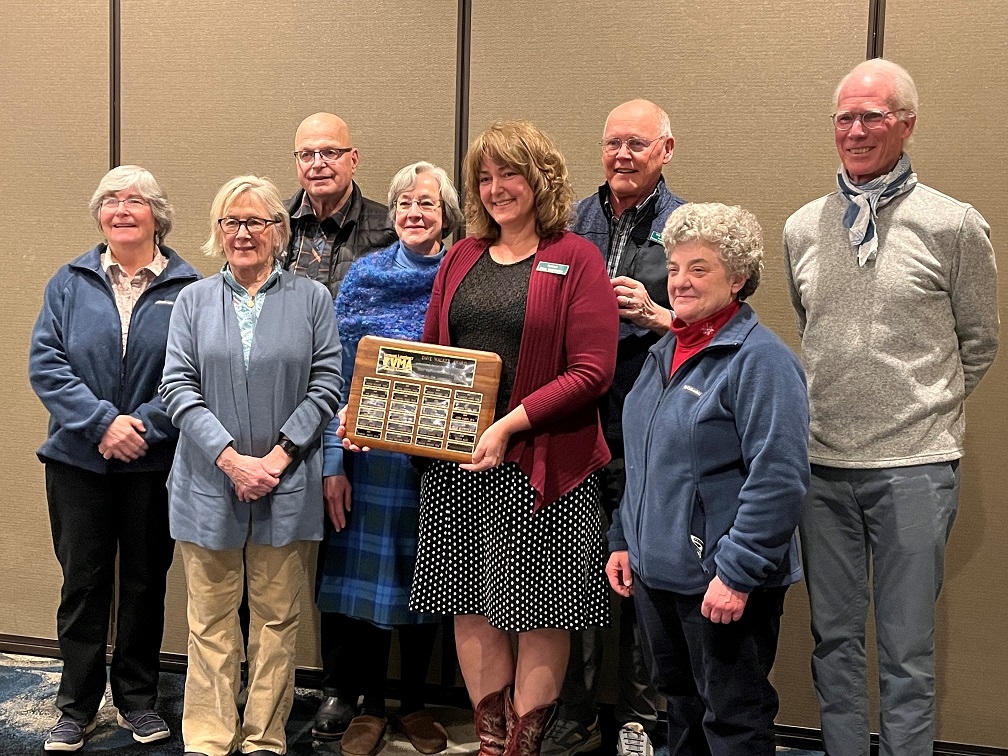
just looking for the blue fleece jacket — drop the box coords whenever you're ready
[609,304,810,594]
[29,244,200,474]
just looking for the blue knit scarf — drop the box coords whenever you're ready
[837,152,917,266]
[334,241,443,351]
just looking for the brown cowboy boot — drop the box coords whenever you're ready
[474,688,508,756]
[503,689,557,756]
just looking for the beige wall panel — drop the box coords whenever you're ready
[120,0,458,663]
[885,4,1008,748]
[469,0,869,731]
[0,1,108,640]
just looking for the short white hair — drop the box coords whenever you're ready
[89,165,173,244]
[834,58,919,114]
[386,161,463,236]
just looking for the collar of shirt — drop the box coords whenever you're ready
[221,259,283,299]
[601,180,662,227]
[291,187,354,228]
[101,246,168,279]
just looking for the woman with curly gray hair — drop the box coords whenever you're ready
[606,203,810,754]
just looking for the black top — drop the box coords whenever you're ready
[449,250,535,419]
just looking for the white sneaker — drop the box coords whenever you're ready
[541,715,602,756]
[616,722,653,756]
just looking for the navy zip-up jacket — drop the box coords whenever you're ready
[29,244,200,474]
[609,304,810,594]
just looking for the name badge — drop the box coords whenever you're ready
[536,261,570,276]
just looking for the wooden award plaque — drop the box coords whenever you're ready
[344,336,503,463]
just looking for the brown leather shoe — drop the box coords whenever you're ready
[474,688,508,756]
[398,709,448,754]
[340,714,388,756]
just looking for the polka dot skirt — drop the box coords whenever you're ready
[409,460,611,633]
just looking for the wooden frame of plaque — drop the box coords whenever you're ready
[344,336,503,463]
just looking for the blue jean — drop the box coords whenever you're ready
[800,462,959,756]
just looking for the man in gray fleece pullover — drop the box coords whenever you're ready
[784,59,998,756]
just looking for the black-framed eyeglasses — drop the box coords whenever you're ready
[218,217,277,235]
[831,109,910,131]
[294,148,353,164]
[395,197,441,213]
[101,196,149,209]
[601,135,667,154]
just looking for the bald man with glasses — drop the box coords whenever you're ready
[285,112,396,298]
[283,113,396,741]
[548,99,686,756]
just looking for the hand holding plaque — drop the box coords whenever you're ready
[343,336,503,463]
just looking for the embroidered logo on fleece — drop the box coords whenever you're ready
[682,384,703,397]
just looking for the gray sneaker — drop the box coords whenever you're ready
[43,715,98,752]
[616,722,653,756]
[541,716,602,756]
[116,709,171,743]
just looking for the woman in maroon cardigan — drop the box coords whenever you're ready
[409,121,619,756]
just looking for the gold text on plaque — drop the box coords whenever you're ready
[380,352,414,373]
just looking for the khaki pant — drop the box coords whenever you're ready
[179,539,308,756]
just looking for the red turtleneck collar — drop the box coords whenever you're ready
[669,300,741,376]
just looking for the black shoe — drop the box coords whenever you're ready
[312,696,356,741]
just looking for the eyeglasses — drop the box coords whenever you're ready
[218,217,277,235]
[101,196,149,209]
[294,148,353,165]
[831,109,909,131]
[601,135,667,154]
[396,197,441,213]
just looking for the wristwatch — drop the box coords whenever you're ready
[277,434,300,458]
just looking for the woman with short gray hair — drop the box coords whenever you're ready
[607,202,809,754]
[161,175,342,756]
[30,165,199,750]
[310,162,461,754]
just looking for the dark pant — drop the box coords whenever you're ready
[322,612,438,715]
[45,461,175,722]
[634,578,787,756]
[560,448,659,729]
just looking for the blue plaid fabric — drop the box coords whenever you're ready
[315,242,443,627]
[316,448,439,626]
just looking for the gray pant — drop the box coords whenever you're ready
[800,462,959,756]
[559,453,659,730]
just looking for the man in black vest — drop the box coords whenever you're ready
[285,112,396,299]
[285,112,395,739]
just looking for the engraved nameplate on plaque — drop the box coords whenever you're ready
[344,336,503,463]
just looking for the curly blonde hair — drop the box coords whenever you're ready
[661,203,764,301]
[462,120,574,242]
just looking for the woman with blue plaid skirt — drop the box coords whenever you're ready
[313,162,464,756]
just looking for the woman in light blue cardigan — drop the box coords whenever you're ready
[160,176,342,756]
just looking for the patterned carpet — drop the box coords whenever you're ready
[0,653,822,755]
